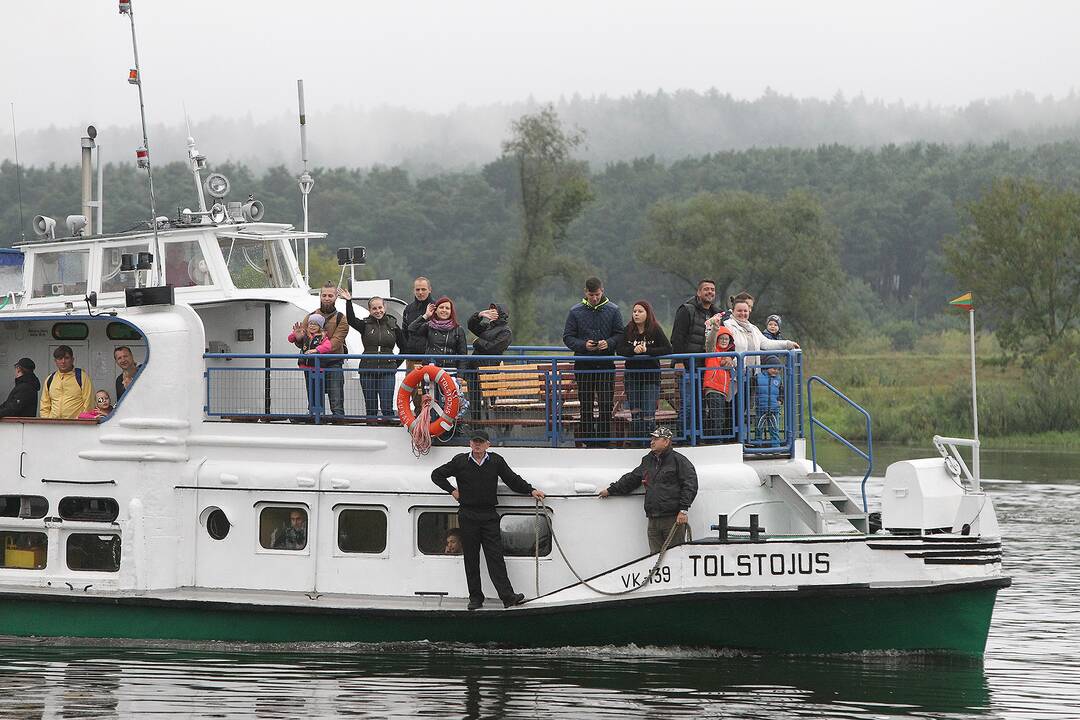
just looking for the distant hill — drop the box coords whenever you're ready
[3,88,1080,173]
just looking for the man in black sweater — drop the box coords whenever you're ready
[431,429,546,610]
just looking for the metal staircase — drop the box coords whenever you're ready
[770,471,869,534]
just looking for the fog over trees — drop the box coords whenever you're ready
[4,89,1080,172]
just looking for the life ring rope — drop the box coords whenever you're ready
[397,364,461,446]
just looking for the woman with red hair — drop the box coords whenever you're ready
[406,295,468,370]
[616,300,672,439]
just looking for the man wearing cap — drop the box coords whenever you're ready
[39,345,94,420]
[0,358,40,418]
[431,428,546,610]
[599,426,698,554]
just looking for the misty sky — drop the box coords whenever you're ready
[3,0,1078,133]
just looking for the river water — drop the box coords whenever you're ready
[0,444,1077,719]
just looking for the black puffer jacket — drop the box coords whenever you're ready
[407,316,469,370]
[401,297,433,355]
[467,304,513,356]
[670,297,716,356]
[606,448,698,517]
[345,302,404,370]
[0,372,40,418]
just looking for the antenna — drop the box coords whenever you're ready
[297,79,314,286]
[9,103,25,243]
[120,0,162,285]
[183,102,208,215]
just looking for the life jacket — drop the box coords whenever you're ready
[702,327,735,396]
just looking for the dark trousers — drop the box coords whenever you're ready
[303,369,344,417]
[458,507,515,603]
[359,369,396,418]
[576,368,614,441]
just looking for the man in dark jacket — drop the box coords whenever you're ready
[431,429,546,610]
[669,279,717,364]
[600,426,698,553]
[0,358,40,418]
[562,277,624,444]
[299,283,350,416]
[466,304,513,420]
[401,276,434,356]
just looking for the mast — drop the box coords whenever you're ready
[120,0,163,285]
[297,79,314,286]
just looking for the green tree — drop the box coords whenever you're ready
[637,190,852,346]
[500,105,594,341]
[944,177,1080,353]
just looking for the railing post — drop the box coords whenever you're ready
[550,359,559,448]
[688,356,698,446]
[313,357,323,425]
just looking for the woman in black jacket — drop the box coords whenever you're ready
[342,289,404,420]
[465,304,513,420]
[616,300,672,439]
[407,296,469,370]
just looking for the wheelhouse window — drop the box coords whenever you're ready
[0,495,48,519]
[59,497,119,523]
[337,507,388,554]
[100,242,152,293]
[500,514,551,557]
[67,533,121,572]
[218,237,298,289]
[32,249,90,298]
[2,532,47,569]
[163,240,213,288]
[260,506,308,551]
[417,511,460,556]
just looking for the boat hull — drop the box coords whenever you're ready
[0,579,1007,655]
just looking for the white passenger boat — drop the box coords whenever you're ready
[0,5,1008,649]
[0,151,1008,654]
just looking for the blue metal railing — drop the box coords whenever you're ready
[806,375,874,510]
[204,350,804,452]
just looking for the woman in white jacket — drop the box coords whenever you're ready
[707,293,799,368]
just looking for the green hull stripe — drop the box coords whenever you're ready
[0,586,1001,655]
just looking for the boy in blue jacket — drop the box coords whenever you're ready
[754,355,784,444]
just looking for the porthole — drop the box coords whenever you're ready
[206,508,230,540]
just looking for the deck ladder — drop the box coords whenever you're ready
[768,472,869,534]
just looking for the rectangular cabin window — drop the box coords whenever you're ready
[499,514,551,558]
[59,497,119,523]
[260,506,308,551]
[417,511,460,556]
[66,533,121,572]
[2,532,48,569]
[218,237,298,289]
[163,240,212,288]
[337,508,388,554]
[100,242,151,294]
[0,496,49,519]
[31,249,90,298]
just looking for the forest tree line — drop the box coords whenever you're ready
[3,114,1080,349]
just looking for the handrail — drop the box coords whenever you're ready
[204,349,804,451]
[806,375,873,511]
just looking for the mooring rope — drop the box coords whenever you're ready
[532,497,690,598]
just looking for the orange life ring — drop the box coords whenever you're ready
[397,364,461,438]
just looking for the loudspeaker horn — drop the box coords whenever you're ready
[241,199,265,222]
[33,215,56,239]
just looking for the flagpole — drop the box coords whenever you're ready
[968,306,980,489]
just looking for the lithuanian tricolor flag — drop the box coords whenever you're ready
[949,292,973,310]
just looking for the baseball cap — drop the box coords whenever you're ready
[650,426,673,439]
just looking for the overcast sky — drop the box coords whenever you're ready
[3,0,1078,133]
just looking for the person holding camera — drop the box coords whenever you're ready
[465,304,513,421]
[563,277,624,445]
